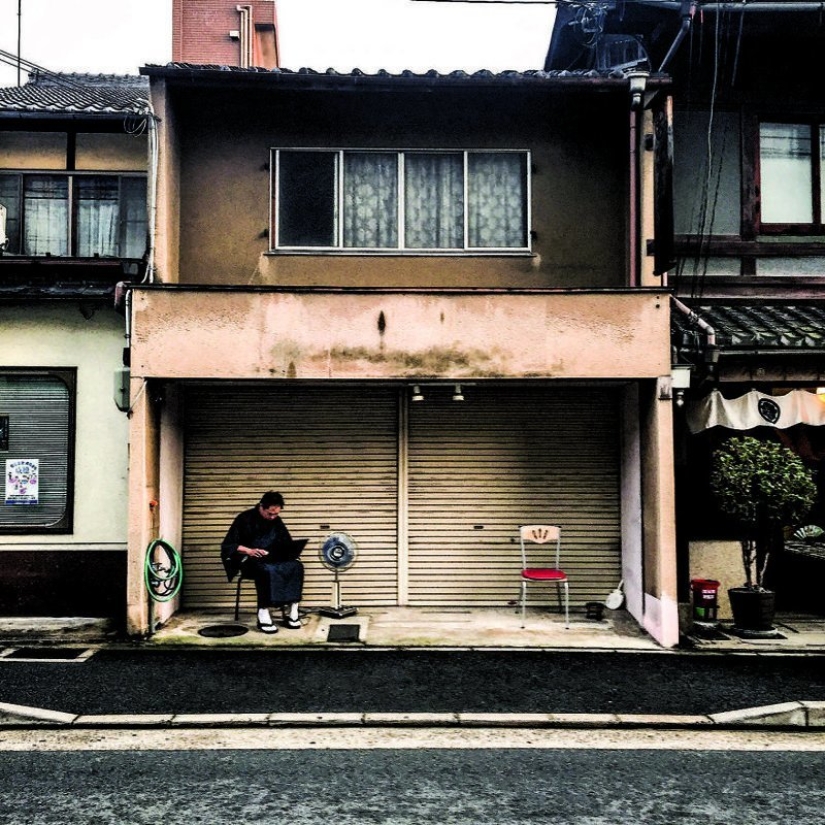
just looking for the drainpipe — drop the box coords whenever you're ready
[671,296,719,363]
[659,1,696,73]
[142,101,159,285]
[627,70,649,287]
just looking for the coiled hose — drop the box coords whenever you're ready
[144,538,183,602]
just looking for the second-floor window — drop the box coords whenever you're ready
[759,121,825,231]
[272,149,530,252]
[0,173,147,258]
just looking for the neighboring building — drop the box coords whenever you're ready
[0,73,149,619]
[547,2,825,621]
[127,62,681,645]
[173,0,279,68]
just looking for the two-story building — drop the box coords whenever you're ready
[125,62,682,646]
[0,72,149,621]
[547,1,825,620]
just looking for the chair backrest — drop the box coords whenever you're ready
[519,524,561,569]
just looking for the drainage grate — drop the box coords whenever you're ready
[327,624,361,643]
[2,647,93,662]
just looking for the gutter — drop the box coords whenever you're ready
[639,1,825,11]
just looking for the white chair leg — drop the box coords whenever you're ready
[520,581,526,628]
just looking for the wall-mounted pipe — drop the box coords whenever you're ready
[672,297,719,364]
[659,1,696,72]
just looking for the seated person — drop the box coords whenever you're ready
[221,491,306,633]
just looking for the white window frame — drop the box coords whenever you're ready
[271,148,532,254]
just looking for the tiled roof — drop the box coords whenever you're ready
[0,72,149,115]
[145,63,631,79]
[673,303,825,352]
[140,62,665,89]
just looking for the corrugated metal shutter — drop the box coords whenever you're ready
[407,387,621,607]
[181,385,399,611]
[0,374,71,528]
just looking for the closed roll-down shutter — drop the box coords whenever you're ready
[182,384,621,610]
[182,386,399,610]
[407,387,621,607]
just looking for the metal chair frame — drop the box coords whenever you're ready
[519,524,569,628]
[234,573,253,621]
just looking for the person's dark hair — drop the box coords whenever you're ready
[260,491,285,509]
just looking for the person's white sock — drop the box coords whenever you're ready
[288,603,299,621]
[257,608,272,625]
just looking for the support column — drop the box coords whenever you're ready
[125,377,161,636]
[639,377,680,647]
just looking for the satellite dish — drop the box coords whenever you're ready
[318,531,358,619]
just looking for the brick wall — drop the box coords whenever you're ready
[172,0,278,67]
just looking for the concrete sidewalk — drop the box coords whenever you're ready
[2,605,825,652]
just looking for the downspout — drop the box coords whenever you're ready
[671,296,719,362]
[142,100,159,285]
[627,71,648,287]
[659,1,696,73]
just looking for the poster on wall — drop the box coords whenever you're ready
[5,458,39,505]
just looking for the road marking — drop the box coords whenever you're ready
[2,727,825,752]
[0,647,96,663]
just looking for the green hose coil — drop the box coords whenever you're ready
[145,538,183,602]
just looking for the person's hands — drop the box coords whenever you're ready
[239,547,269,558]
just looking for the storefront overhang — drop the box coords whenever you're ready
[671,301,825,383]
[128,286,670,381]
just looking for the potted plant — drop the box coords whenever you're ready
[709,435,817,632]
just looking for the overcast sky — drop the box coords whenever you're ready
[0,0,556,86]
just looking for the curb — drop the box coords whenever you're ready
[3,701,825,730]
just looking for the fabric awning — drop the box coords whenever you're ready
[686,389,825,434]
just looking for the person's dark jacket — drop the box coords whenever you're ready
[220,506,295,582]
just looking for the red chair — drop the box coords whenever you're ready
[519,524,569,628]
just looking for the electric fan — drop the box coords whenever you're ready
[318,531,358,619]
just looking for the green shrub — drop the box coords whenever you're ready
[710,436,817,589]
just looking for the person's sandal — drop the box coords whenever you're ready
[256,620,278,634]
[283,617,302,630]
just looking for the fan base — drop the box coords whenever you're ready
[319,605,358,619]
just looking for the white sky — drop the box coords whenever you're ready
[0,0,556,87]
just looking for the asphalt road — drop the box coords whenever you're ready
[2,745,825,825]
[3,649,825,716]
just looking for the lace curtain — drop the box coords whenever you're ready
[404,153,464,249]
[343,153,398,248]
[468,153,526,248]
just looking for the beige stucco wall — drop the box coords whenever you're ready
[689,540,743,620]
[0,305,129,548]
[150,80,629,289]
[130,289,671,381]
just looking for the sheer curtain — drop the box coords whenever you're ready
[77,176,119,256]
[468,153,526,248]
[344,153,398,248]
[404,153,463,248]
[23,176,68,256]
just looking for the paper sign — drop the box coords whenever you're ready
[5,458,39,504]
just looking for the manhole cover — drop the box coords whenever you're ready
[327,624,361,643]
[198,624,249,638]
